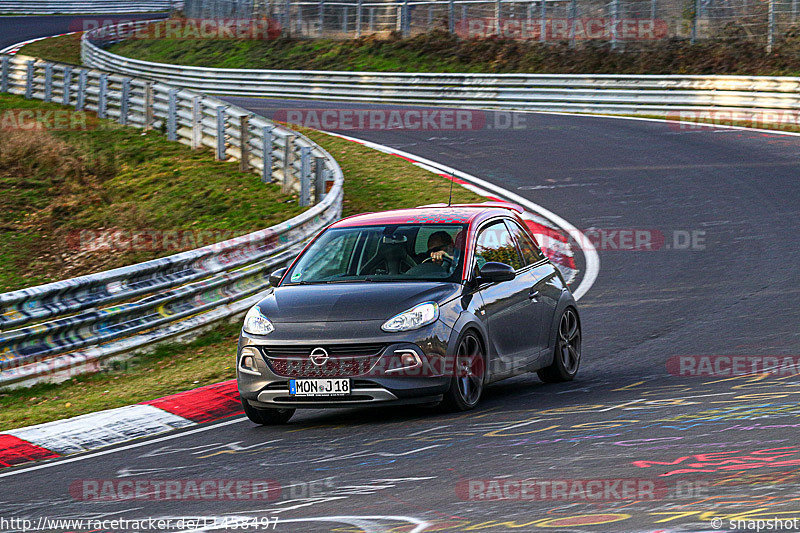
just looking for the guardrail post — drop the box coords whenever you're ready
[767,0,775,52]
[526,1,533,29]
[650,0,656,20]
[611,0,619,49]
[62,66,72,106]
[25,60,34,99]
[284,0,291,34]
[98,74,108,119]
[369,7,375,32]
[239,114,250,172]
[402,0,410,36]
[282,134,295,193]
[167,88,178,141]
[569,0,577,48]
[216,105,226,161]
[262,125,273,182]
[44,63,53,102]
[318,0,325,35]
[299,146,311,206]
[144,82,154,131]
[0,56,9,94]
[540,0,546,42]
[314,156,325,203]
[690,0,699,43]
[76,70,87,110]
[120,78,131,125]
[191,96,202,149]
[297,1,305,34]
[356,0,363,37]
[494,0,501,31]
[448,0,455,33]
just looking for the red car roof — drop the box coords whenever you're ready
[332,202,524,228]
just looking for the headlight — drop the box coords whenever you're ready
[243,305,274,335]
[382,302,439,332]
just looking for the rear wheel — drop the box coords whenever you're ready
[241,398,295,425]
[537,308,581,383]
[442,331,486,411]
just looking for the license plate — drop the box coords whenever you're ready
[289,378,350,396]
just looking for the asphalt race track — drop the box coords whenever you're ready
[3,17,800,533]
[0,14,164,50]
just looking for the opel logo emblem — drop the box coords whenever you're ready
[309,347,329,366]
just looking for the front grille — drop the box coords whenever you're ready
[260,344,385,378]
[262,344,384,358]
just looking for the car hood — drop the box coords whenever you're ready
[257,282,462,323]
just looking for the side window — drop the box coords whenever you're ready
[506,220,545,265]
[475,220,523,271]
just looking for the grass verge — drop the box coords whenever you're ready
[105,21,800,76]
[14,33,83,64]
[0,93,304,292]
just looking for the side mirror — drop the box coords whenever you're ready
[269,267,288,287]
[477,262,516,284]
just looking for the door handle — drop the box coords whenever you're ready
[528,290,540,300]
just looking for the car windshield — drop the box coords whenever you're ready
[285,223,468,284]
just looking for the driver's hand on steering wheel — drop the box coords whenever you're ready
[430,250,453,264]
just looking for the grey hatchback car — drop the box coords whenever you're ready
[237,203,581,424]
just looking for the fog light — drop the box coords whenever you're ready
[386,349,422,374]
[239,349,261,376]
[401,352,418,366]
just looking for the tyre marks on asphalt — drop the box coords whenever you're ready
[2,374,800,531]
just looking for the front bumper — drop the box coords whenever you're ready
[236,320,453,408]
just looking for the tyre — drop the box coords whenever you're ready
[537,307,581,383]
[442,330,486,411]
[241,398,295,425]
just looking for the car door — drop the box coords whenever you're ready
[473,219,538,376]
[505,218,561,359]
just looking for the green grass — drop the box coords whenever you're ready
[16,34,83,64]
[103,21,800,76]
[0,93,304,292]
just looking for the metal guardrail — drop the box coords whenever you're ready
[0,1,176,14]
[82,21,800,116]
[0,50,344,388]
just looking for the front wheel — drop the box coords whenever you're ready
[241,398,295,425]
[537,307,581,383]
[442,331,486,411]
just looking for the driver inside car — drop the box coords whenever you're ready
[426,231,455,264]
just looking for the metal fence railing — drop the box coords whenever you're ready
[0,48,344,388]
[0,0,179,14]
[82,21,800,116]
[183,0,800,50]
